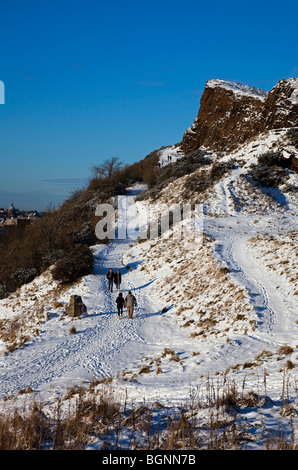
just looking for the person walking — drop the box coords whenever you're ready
[106,268,115,292]
[125,290,137,319]
[116,293,124,318]
[114,269,122,292]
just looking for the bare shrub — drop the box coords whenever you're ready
[51,245,94,284]
[278,345,294,355]
[0,374,297,450]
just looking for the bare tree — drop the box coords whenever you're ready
[91,157,123,180]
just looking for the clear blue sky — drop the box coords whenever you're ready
[0,0,297,210]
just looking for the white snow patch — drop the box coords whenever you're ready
[207,79,269,101]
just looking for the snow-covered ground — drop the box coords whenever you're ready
[0,186,197,405]
[158,144,185,167]
[0,128,297,448]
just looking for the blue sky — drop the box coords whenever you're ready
[0,0,297,210]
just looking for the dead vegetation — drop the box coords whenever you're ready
[0,373,296,450]
[133,231,255,341]
[0,271,68,353]
[248,231,298,294]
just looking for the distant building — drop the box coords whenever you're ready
[8,202,16,219]
[0,202,42,231]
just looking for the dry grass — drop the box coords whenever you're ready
[0,373,297,450]
[0,271,69,353]
[249,231,298,291]
[133,231,255,340]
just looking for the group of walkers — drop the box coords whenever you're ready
[106,268,137,319]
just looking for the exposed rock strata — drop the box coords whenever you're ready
[181,78,298,154]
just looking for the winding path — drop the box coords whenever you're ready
[206,216,296,346]
[0,189,157,399]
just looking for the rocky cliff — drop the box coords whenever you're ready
[181,78,298,154]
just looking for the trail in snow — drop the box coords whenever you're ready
[231,236,295,342]
[0,184,297,408]
[0,260,145,398]
[0,187,182,402]
[205,214,297,347]
[0,194,142,397]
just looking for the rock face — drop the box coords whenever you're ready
[262,79,298,131]
[181,78,298,154]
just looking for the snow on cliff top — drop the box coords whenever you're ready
[207,79,269,101]
[288,77,298,104]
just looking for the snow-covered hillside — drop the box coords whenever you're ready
[0,128,297,449]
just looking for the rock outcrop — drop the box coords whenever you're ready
[181,78,298,154]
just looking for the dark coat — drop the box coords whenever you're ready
[106,270,115,281]
[116,295,125,307]
[114,271,122,284]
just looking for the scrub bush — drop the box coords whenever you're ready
[51,245,94,284]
